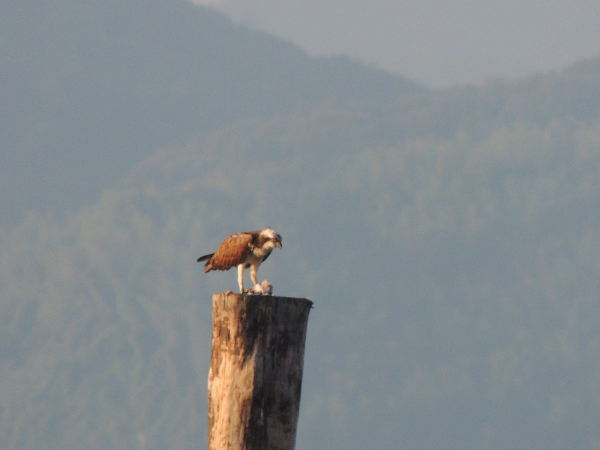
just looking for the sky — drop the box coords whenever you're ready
[193,0,600,88]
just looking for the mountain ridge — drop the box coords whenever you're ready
[1,0,426,227]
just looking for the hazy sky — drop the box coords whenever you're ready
[194,0,600,88]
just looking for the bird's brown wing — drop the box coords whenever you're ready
[205,233,253,272]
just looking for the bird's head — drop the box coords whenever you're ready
[261,227,282,249]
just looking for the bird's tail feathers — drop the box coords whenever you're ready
[197,253,213,262]
[197,253,214,273]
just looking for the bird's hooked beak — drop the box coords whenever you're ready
[275,236,282,248]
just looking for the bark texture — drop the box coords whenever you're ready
[208,293,313,450]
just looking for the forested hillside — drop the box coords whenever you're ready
[2,0,600,448]
[0,0,424,227]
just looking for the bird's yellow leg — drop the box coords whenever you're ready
[250,264,258,286]
[237,264,245,293]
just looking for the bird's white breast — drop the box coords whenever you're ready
[251,245,273,259]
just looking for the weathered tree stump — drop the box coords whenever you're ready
[208,293,313,450]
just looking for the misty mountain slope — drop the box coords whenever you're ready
[388,56,600,140]
[2,104,600,448]
[4,0,600,232]
[0,0,426,227]
[0,198,211,449]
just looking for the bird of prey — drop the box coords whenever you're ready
[197,228,282,293]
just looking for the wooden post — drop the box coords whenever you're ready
[208,293,313,450]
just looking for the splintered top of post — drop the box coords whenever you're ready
[213,292,313,305]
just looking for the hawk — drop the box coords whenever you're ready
[197,228,282,293]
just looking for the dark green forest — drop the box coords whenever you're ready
[2,1,600,449]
